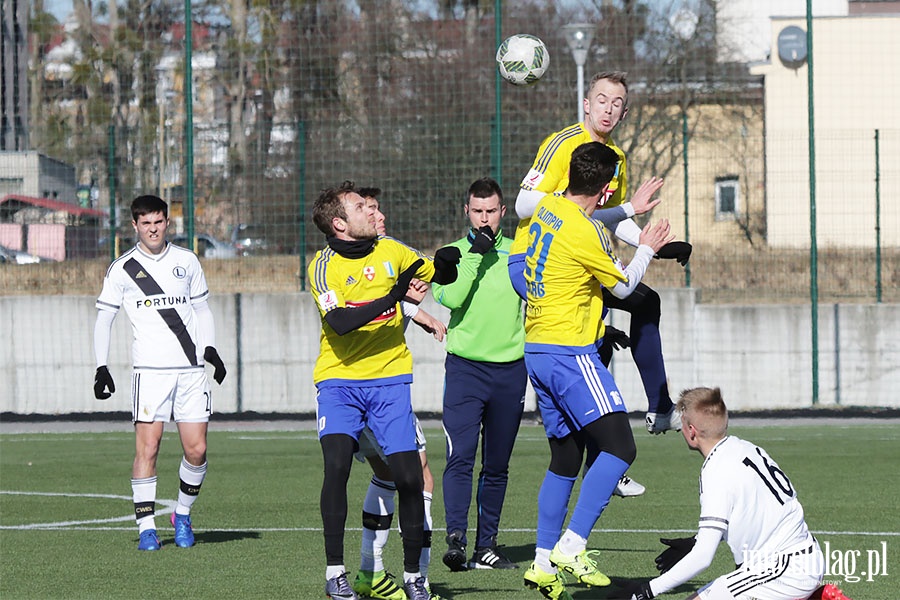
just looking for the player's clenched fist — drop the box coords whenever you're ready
[93,365,115,399]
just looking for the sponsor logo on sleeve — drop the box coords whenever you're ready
[522,168,543,190]
[383,262,395,277]
[318,290,338,310]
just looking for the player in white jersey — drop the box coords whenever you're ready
[621,386,827,600]
[92,194,227,551]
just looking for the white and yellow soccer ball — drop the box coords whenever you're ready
[495,34,549,86]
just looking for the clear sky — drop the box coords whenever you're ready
[46,0,73,22]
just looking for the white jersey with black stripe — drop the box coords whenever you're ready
[699,436,815,566]
[96,243,209,371]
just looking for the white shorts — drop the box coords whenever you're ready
[355,415,426,463]
[698,543,824,600]
[131,370,212,423]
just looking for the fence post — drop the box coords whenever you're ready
[806,2,819,405]
[875,129,882,304]
[107,125,117,261]
[297,120,307,291]
[682,109,691,288]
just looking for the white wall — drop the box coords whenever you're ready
[1,290,898,415]
[716,0,847,63]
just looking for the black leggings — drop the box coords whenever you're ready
[548,412,636,478]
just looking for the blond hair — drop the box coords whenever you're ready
[677,387,728,439]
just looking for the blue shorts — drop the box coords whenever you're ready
[315,383,418,456]
[525,351,627,439]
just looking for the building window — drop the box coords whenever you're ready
[715,176,740,220]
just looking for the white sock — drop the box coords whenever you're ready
[535,547,555,573]
[360,476,396,572]
[557,529,587,556]
[403,571,422,584]
[326,564,346,580]
[131,475,157,533]
[176,457,207,515]
[420,491,433,580]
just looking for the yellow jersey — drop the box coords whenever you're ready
[309,237,434,385]
[511,122,628,257]
[523,194,628,353]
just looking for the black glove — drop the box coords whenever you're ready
[603,325,631,351]
[203,346,227,384]
[468,226,496,254]
[618,580,654,599]
[655,536,696,573]
[390,259,425,301]
[655,241,692,266]
[93,366,115,400]
[431,246,461,284]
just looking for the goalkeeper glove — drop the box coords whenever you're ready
[93,366,115,400]
[654,241,692,266]
[603,325,631,351]
[655,536,696,573]
[432,246,461,284]
[468,226,496,254]
[203,347,227,384]
[619,580,654,599]
[390,259,424,301]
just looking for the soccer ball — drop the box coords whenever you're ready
[496,34,549,86]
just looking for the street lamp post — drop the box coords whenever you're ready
[562,23,595,123]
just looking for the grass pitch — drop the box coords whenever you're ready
[1,421,898,599]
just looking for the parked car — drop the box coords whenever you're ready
[171,233,237,259]
[0,244,46,265]
[231,223,275,256]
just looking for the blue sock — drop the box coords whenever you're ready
[567,453,629,539]
[536,471,576,551]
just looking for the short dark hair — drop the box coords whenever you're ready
[567,142,619,197]
[466,177,503,205]
[357,186,381,199]
[131,195,167,222]
[312,181,355,236]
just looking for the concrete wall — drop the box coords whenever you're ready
[2,290,898,415]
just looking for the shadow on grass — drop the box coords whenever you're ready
[192,530,262,544]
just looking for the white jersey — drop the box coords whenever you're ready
[96,243,210,371]
[699,436,815,566]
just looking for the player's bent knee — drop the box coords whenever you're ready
[386,451,424,493]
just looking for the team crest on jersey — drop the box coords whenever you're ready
[363,266,376,281]
[345,275,356,285]
[172,266,186,279]
[383,262,395,277]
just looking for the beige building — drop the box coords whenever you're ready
[752,15,900,249]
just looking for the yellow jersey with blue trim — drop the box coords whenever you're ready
[309,236,434,385]
[511,122,628,257]
[523,194,628,353]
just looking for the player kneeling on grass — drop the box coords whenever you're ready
[618,387,852,600]
[93,194,227,551]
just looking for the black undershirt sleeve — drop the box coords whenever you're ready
[323,294,397,335]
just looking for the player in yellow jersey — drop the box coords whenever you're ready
[509,71,691,498]
[309,181,460,600]
[522,142,674,600]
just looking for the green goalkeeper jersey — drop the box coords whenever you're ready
[432,231,525,363]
